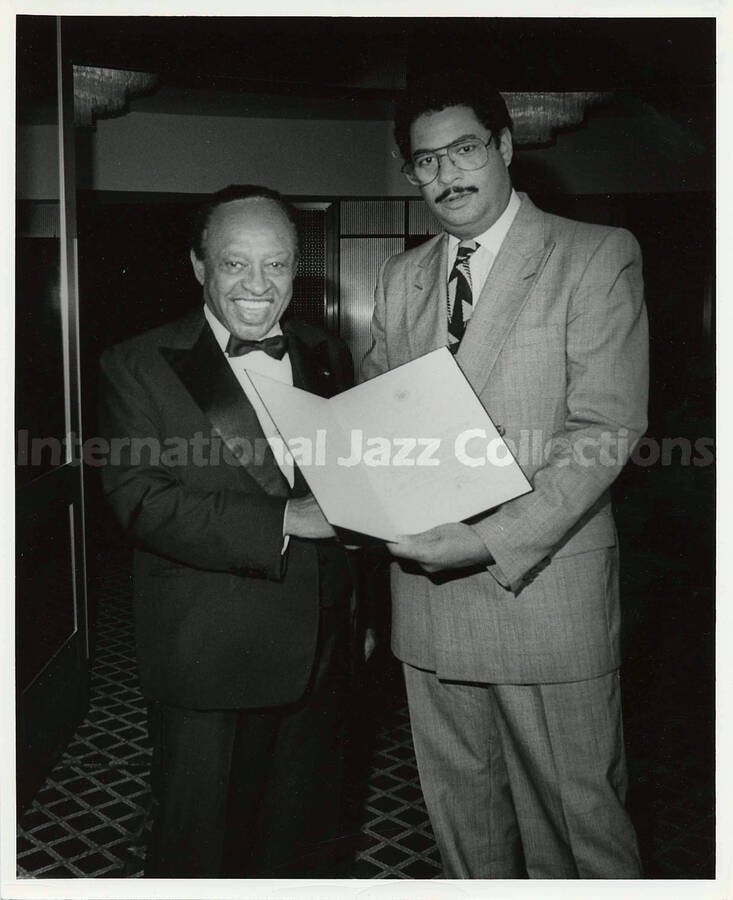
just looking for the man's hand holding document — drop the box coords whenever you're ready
[248,348,531,543]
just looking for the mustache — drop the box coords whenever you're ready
[435,186,478,204]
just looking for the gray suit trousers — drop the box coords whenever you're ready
[403,664,641,878]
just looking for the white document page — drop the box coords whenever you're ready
[248,348,532,541]
[241,373,394,539]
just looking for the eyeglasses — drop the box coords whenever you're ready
[401,135,494,186]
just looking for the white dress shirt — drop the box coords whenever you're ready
[447,189,521,317]
[204,305,296,554]
[204,304,295,489]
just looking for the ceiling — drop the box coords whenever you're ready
[17,15,714,147]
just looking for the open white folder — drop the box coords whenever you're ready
[247,348,531,542]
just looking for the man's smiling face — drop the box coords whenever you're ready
[410,104,513,239]
[191,197,297,340]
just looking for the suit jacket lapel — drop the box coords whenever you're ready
[283,320,340,398]
[160,314,289,497]
[406,235,449,362]
[457,195,555,396]
[284,323,320,394]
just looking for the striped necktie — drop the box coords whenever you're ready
[448,240,478,352]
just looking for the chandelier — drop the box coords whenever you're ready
[503,92,613,145]
[73,66,158,128]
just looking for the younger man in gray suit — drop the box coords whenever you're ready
[361,71,647,878]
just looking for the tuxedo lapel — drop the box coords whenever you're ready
[457,196,555,396]
[159,316,289,497]
[283,320,340,398]
[284,325,320,394]
[405,235,449,362]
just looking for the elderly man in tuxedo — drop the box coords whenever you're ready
[361,71,648,878]
[99,185,354,877]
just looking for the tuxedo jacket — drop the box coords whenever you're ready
[99,311,354,710]
[361,194,649,684]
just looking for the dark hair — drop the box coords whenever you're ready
[394,70,513,161]
[191,184,299,259]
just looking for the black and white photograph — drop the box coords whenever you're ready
[5,6,722,897]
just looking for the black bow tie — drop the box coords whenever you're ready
[226,333,289,360]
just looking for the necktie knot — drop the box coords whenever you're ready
[456,239,478,261]
[226,333,289,360]
[450,240,479,281]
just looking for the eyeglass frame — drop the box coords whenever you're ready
[401,134,495,186]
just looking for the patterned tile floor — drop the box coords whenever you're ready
[17,541,714,880]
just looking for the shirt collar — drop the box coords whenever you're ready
[447,189,521,257]
[203,304,284,353]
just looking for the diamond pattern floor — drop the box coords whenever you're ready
[17,542,714,879]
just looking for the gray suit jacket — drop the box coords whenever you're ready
[361,194,648,684]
